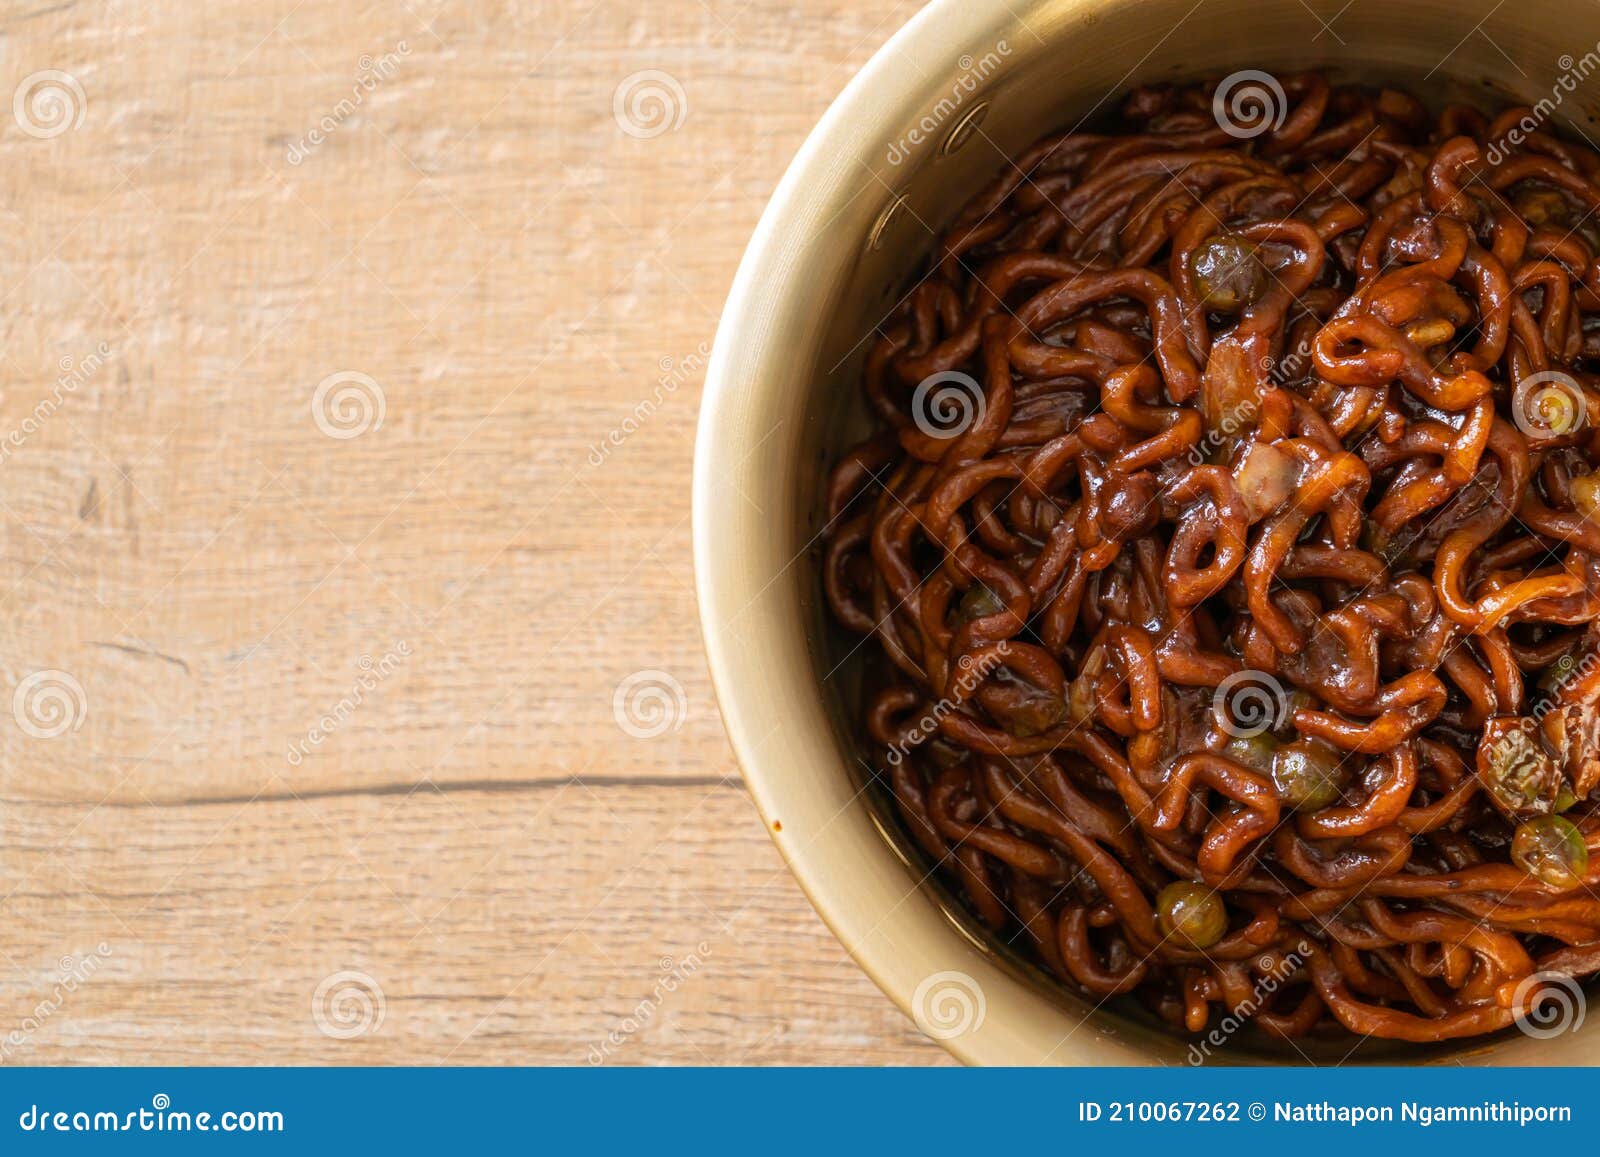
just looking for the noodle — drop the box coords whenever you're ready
[822,73,1600,1044]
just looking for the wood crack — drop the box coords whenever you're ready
[0,773,743,809]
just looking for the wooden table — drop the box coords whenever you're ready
[0,0,944,1064]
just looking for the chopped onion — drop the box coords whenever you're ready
[1571,471,1600,518]
[1232,441,1298,521]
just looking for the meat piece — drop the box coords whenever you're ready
[1476,717,1562,819]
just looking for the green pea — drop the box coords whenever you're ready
[1156,881,1228,949]
[1222,731,1279,774]
[958,583,1007,622]
[1189,234,1267,313]
[1281,690,1317,737]
[1008,692,1066,738]
[1271,739,1348,811]
[1538,652,1580,699]
[1359,520,1410,565]
[1512,815,1589,889]
[1515,189,1570,228]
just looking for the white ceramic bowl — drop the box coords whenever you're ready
[693,0,1600,1064]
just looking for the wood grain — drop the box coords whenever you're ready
[0,0,945,1063]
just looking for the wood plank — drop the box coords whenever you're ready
[0,0,942,1063]
[0,785,945,1064]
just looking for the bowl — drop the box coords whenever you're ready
[692,0,1600,1064]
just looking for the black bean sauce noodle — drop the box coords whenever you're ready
[822,74,1600,1044]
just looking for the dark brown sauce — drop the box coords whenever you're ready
[822,73,1600,1044]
